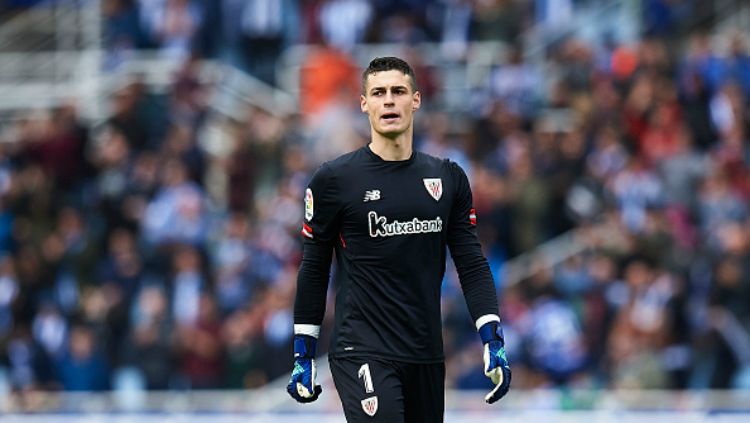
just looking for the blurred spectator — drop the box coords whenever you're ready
[221,305,264,388]
[299,44,359,120]
[719,30,750,97]
[17,105,90,194]
[679,70,718,151]
[440,0,473,60]
[31,303,67,360]
[120,285,173,389]
[519,271,588,385]
[534,0,573,34]
[298,45,364,162]
[508,142,550,254]
[3,324,56,391]
[103,0,147,67]
[174,293,223,389]
[142,158,211,247]
[97,228,145,306]
[211,213,254,315]
[318,0,373,52]
[107,81,152,152]
[162,122,206,184]
[169,57,209,129]
[55,324,109,391]
[471,0,523,44]
[488,43,542,119]
[610,157,664,232]
[705,251,750,388]
[0,256,18,338]
[139,0,203,60]
[642,0,695,39]
[169,244,208,326]
[606,257,677,389]
[419,111,470,172]
[640,86,683,164]
[658,125,708,209]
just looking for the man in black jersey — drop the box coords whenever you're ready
[287,56,510,422]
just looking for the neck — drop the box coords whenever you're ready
[369,129,413,161]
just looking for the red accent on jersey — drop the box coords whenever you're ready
[469,208,477,225]
[339,233,347,248]
[301,223,314,239]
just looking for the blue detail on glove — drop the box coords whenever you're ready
[293,334,317,358]
[479,322,511,404]
[479,321,505,345]
[287,335,322,403]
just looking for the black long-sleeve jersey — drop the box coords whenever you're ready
[294,145,499,363]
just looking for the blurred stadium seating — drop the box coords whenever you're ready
[1,0,750,419]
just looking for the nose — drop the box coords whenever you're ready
[384,90,395,105]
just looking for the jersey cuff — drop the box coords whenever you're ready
[475,314,501,331]
[294,324,321,338]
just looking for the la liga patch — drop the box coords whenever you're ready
[305,188,314,221]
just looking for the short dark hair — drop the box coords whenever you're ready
[361,56,417,93]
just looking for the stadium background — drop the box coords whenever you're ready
[1,0,750,420]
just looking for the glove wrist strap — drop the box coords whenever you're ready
[294,334,317,358]
[479,322,505,345]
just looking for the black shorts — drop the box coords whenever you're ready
[329,356,445,423]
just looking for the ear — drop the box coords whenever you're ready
[360,94,368,113]
[412,90,421,111]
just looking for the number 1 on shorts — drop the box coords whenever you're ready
[358,363,374,393]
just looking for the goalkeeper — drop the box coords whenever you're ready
[287,57,510,422]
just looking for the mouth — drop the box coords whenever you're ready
[380,113,400,123]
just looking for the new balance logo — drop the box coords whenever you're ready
[363,190,381,202]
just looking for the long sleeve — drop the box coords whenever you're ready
[294,163,341,325]
[446,162,500,323]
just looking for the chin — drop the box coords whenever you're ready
[378,128,406,139]
[378,122,410,135]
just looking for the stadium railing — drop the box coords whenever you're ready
[2,386,750,418]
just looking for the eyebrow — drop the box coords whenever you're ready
[369,85,409,93]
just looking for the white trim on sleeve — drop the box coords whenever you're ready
[475,314,501,331]
[294,324,321,338]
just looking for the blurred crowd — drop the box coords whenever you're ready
[100,0,535,81]
[1,0,750,399]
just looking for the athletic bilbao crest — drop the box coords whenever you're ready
[423,178,442,201]
[361,396,378,416]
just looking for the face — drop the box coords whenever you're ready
[360,70,421,139]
